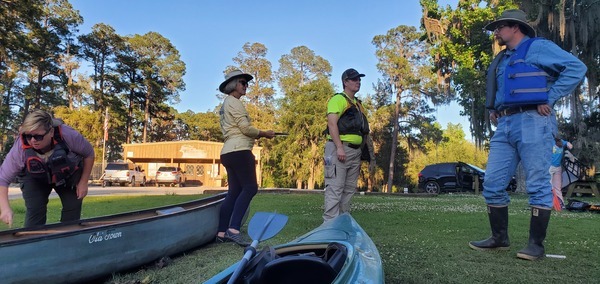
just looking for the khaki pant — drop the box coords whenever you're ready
[323,141,362,221]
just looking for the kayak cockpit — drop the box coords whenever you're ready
[234,242,348,284]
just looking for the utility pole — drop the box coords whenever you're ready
[102,107,109,172]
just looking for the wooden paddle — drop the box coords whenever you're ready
[227,212,288,284]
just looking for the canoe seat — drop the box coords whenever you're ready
[259,255,337,284]
[155,206,185,215]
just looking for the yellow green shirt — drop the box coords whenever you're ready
[326,93,363,145]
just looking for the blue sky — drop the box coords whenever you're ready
[71,0,468,134]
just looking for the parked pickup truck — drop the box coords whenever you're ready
[102,161,146,187]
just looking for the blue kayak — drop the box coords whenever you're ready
[205,213,384,283]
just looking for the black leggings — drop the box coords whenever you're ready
[20,177,82,227]
[218,150,258,232]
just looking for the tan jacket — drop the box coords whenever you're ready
[219,95,260,155]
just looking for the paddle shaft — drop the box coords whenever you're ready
[226,214,278,284]
[226,246,256,284]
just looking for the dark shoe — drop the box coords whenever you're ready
[224,230,250,247]
[469,205,510,251]
[215,235,227,243]
[517,207,551,261]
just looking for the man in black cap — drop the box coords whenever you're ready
[469,9,587,261]
[322,68,372,221]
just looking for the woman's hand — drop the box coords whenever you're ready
[260,130,275,139]
[0,207,13,228]
[76,181,89,199]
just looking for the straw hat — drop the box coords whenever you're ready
[219,70,253,93]
[484,9,536,38]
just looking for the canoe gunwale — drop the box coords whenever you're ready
[1,193,227,284]
[0,192,226,246]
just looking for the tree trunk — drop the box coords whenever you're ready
[126,88,134,144]
[34,59,44,109]
[307,160,315,189]
[386,90,402,193]
[143,88,150,143]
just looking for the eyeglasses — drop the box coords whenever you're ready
[23,129,50,141]
[494,24,509,32]
[238,80,248,86]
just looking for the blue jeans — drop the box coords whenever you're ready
[483,110,555,208]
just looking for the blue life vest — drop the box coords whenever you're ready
[503,38,551,107]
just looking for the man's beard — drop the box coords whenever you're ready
[497,37,507,46]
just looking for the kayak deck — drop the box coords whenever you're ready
[206,213,384,284]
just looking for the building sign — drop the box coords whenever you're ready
[179,145,207,158]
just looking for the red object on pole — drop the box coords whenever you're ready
[103,110,109,141]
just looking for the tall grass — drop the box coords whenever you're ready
[3,193,599,283]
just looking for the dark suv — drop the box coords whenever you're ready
[417,162,516,194]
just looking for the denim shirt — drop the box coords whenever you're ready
[494,36,587,110]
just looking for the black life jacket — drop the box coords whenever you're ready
[21,125,81,187]
[324,93,370,136]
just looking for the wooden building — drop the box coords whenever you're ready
[121,141,262,187]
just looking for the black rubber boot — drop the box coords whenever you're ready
[469,205,510,251]
[517,207,551,260]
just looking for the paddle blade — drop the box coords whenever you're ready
[248,212,288,241]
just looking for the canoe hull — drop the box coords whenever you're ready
[206,213,384,283]
[1,193,226,284]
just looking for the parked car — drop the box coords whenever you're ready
[155,166,186,187]
[102,162,146,187]
[417,162,516,194]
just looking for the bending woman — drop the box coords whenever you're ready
[0,110,95,228]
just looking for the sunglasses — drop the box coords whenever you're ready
[347,77,361,82]
[238,80,248,86]
[23,129,50,141]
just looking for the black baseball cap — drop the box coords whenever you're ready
[341,68,365,80]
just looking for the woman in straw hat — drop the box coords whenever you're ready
[215,70,275,246]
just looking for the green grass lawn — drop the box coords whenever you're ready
[3,192,600,283]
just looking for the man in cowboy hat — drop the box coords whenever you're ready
[469,9,587,260]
